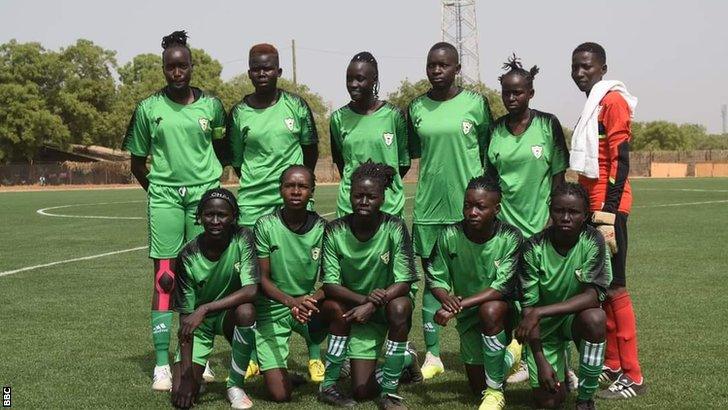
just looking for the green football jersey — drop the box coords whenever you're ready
[174,226,260,314]
[330,102,410,217]
[485,110,569,237]
[228,90,318,226]
[123,88,226,187]
[322,214,419,296]
[520,226,612,314]
[254,210,326,317]
[427,220,522,300]
[408,89,492,224]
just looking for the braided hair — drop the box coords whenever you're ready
[466,174,502,197]
[498,53,539,89]
[161,30,191,61]
[195,187,240,226]
[279,164,316,189]
[550,182,591,224]
[351,160,396,193]
[350,51,379,99]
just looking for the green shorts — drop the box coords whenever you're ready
[255,304,324,371]
[346,294,414,360]
[147,180,219,259]
[524,314,575,388]
[413,224,447,258]
[174,311,227,367]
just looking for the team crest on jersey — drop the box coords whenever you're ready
[383,132,394,146]
[462,120,473,135]
[178,187,187,197]
[284,118,295,131]
[198,118,210,132]
[494,259,501,269]
[311,247,321,261]
[380,251,390,265]
[234,262,242,273]
[531,145,543,159]
[575,269,585,281]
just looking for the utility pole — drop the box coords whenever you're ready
[722,104,727,134]
[441,0,481,85]
[291,39,297,86]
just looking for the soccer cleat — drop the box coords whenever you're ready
[378,393,407,410]
[152,364,172,391]
[244,360,260,380]
[202,361,215,382]
[566,368,579,392]
[420,352,444,380]
[598,367,622,385]
[576,399,597,410]
[478,388,505,410]
[401,342,423,384]
[505,339,522,376]
[339,358,351,380]
[506,361,529,384]
[308,359,325,382]
[318,385,357,407]
[597,373,647,400]
[226,386,253,409]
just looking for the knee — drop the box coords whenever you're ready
[234,303,256,326]
[386,297,412,327]
[478,300,507,332]
[321,299,346,323]
[577,308,606,341]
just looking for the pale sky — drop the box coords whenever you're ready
[2,0,727,133]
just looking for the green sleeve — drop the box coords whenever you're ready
[253,218,271,258]
[426,231,452,292]
[395,109,411,167]
[391,220,419,284]
[520,241,541,307]
[227,105,245,168]
[321,228,341,285]
[406,103,421,159]
[329,113,344,171]
[490,227,523,298]
[122,103,151,157]
[237,229,261,286]
[173,256,197,314]
[211,98,226,140]
[297,96,318,146]
[477,95,493,164]
[579,230,613,302]
[548,114,569,176]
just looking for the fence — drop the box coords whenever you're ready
[2,151,728,187]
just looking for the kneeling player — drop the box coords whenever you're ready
[428,176,522,410]
[254,165,328,401]
[171,189,259,410]
[319,161,420,409]
[516,183,612,410]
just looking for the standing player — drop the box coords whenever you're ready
[485,54,569,386]
[228,43,320,378]
[427,176,522,410]
[122,30,227,390]
[516,183,612,410]
[570,42,645,399]
[319,162,420,409]
[408,42,493,378]
[171,188,259,410]
[330,51,410,217]
[254,165,328,401]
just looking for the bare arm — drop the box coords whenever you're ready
[130,155,150,191]
[302,144,318,171]
[323,283,367,306]
[459,287,504,309]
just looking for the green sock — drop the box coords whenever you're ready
[295,323,322,361]
[227,325,255,388]
[481,330,508,390]
[321,335,348,389]
[422,289,442,356]
[151,311,173,366]
[380,339,407,396]
[578,340,605,401]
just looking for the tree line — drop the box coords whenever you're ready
[0,39,724,164]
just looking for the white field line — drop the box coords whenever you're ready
[37,201,145,220]
[11,196,417,278]
[0,246,148,277]
[638,188,728,193]
[634,199,728,208]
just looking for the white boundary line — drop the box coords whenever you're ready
[37,201,145,220]
[639,188,728,193]
[634,199,728,208]
[0,246,148,277]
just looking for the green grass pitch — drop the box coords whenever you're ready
[1,178,727,409]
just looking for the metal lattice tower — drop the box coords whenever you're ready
[441,0,481,85]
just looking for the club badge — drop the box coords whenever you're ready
[311,247,321,261]
[380,251,390,264]
[531,145,543,159]
[198,118,210,132]
[383,132,394,146]
[284,118,295,131]
[462,120,473,135]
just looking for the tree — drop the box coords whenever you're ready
[386,78,506,119]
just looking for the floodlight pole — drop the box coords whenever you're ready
[441,0,481,85]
